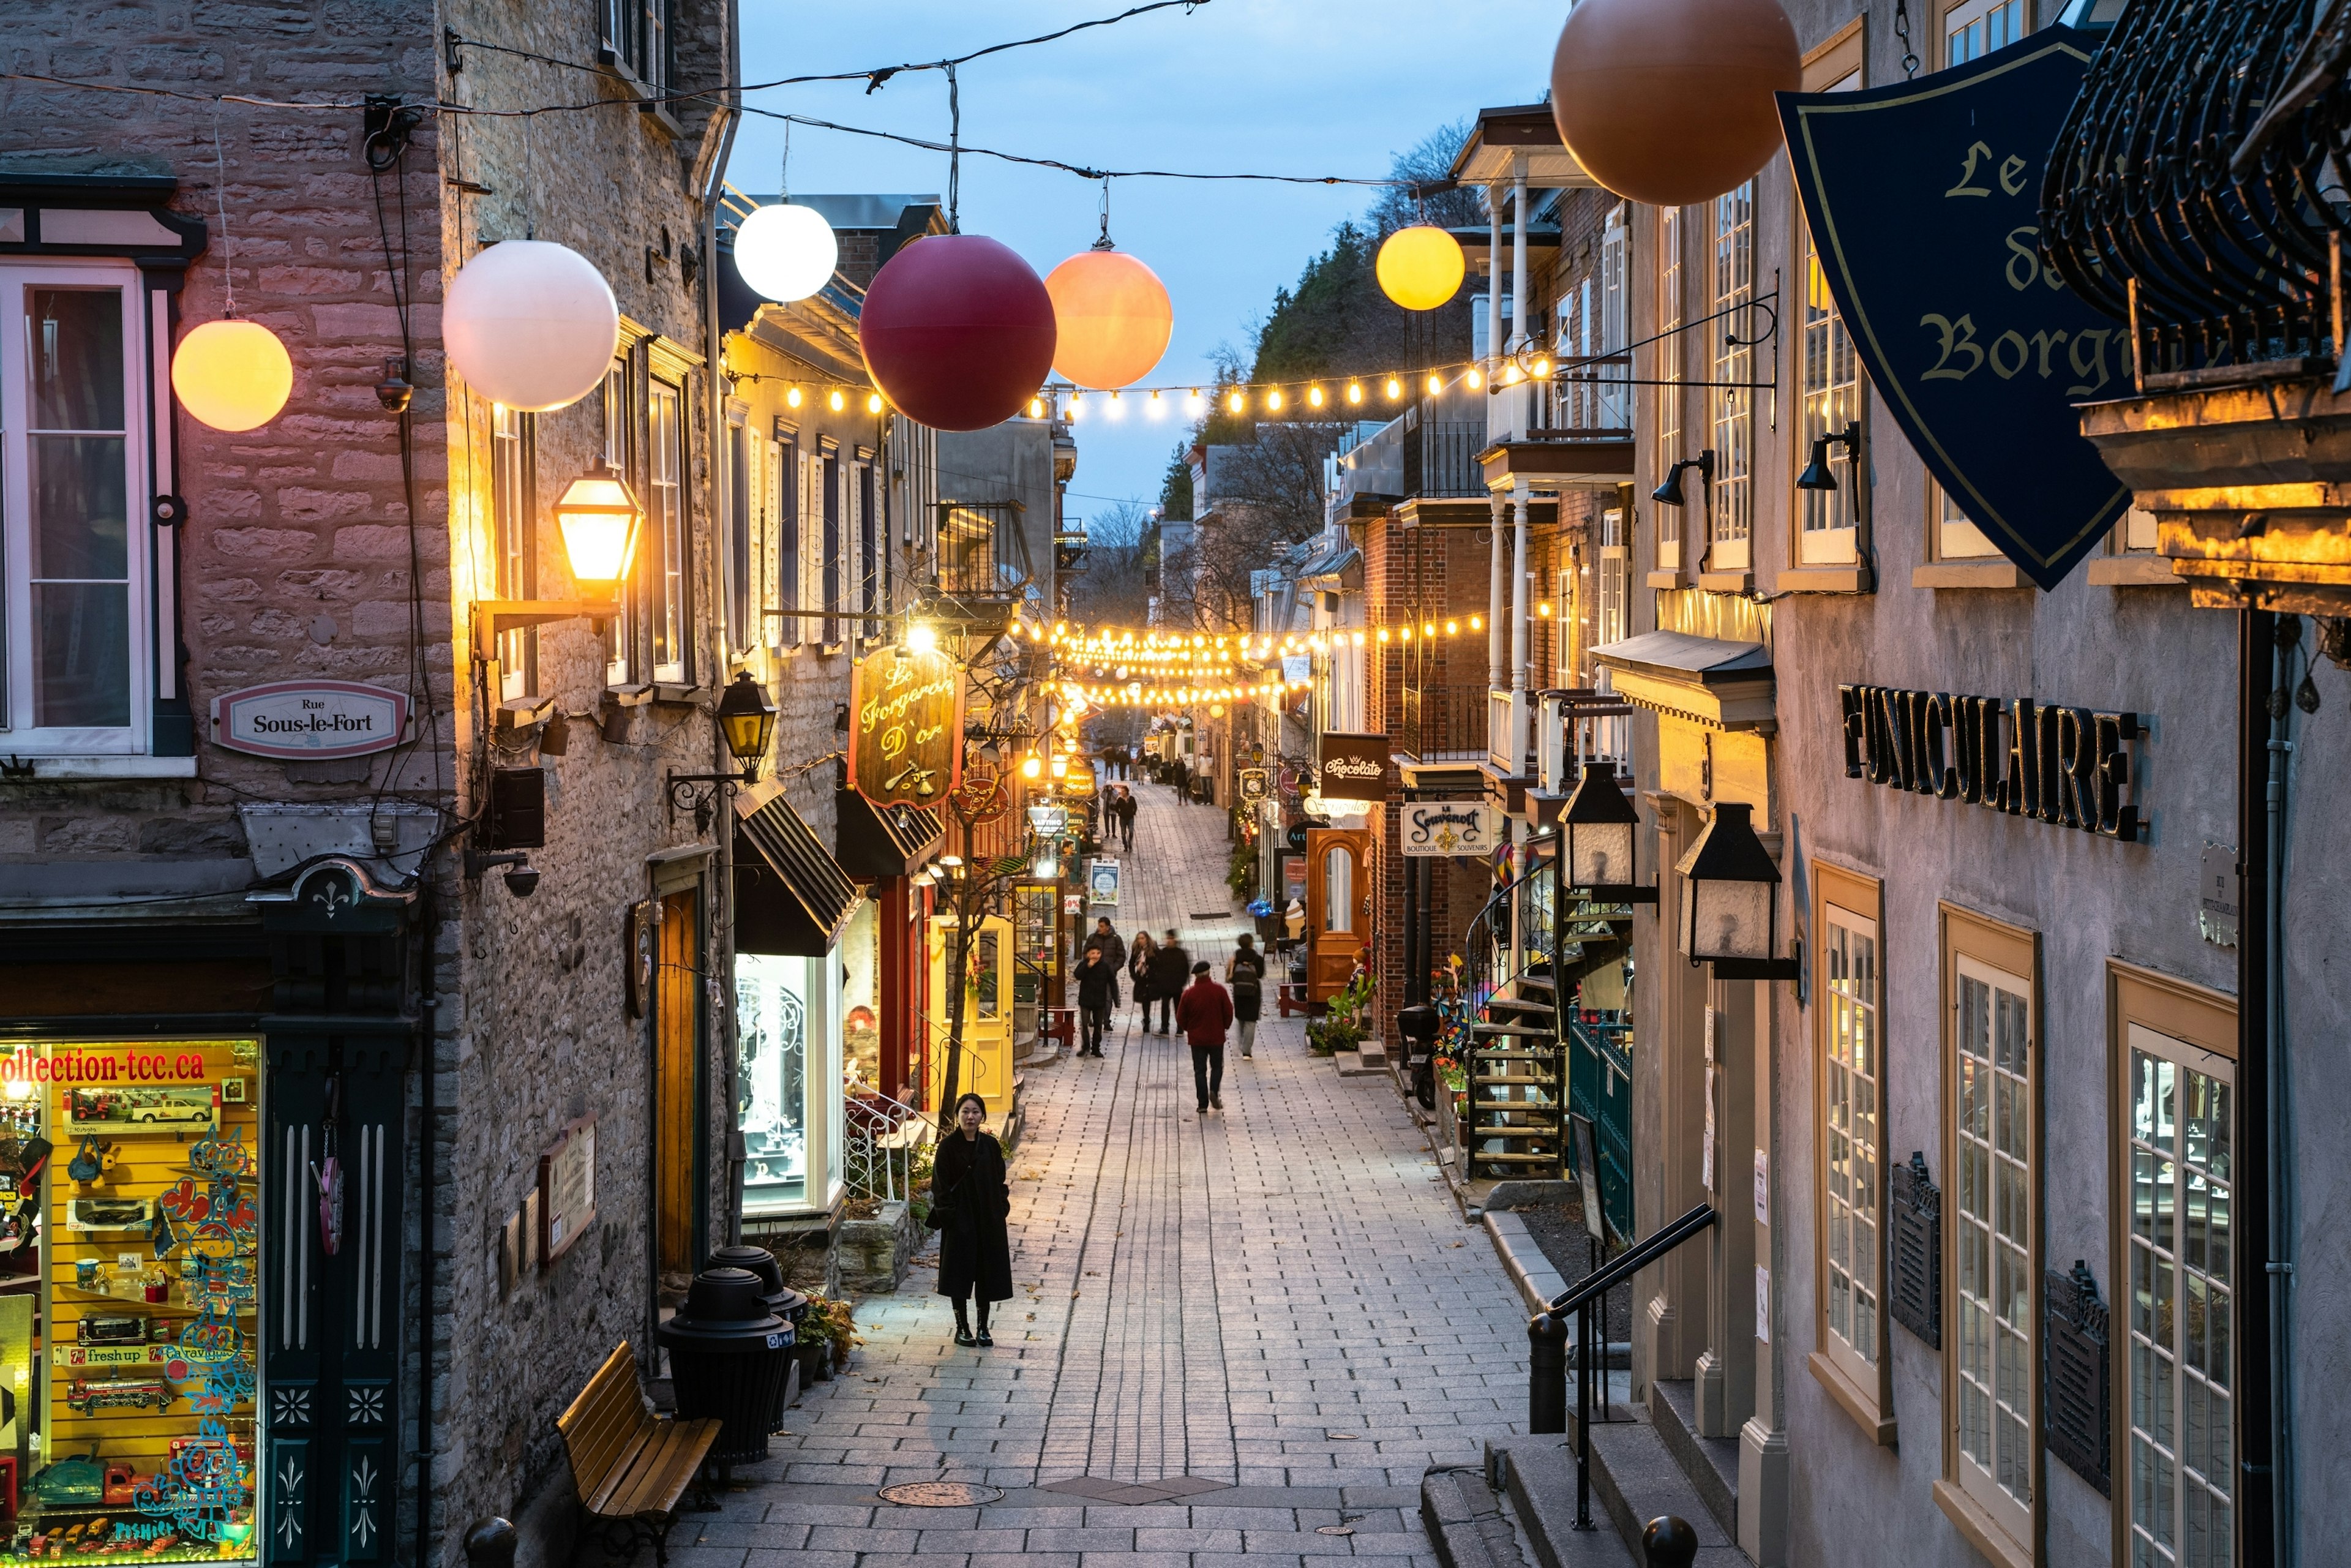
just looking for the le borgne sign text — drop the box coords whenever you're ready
[1316,732,1389,793]
[849,646,966,809]
[211,680,408,760]
[1839,684,2140,840]
[1780,28,2129,590]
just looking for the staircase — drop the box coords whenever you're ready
[1459,857,1567,1182]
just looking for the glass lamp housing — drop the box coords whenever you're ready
[716,670,779,767]
[1561,762,1643,893]
[554,456,643,587]
[1673,801,1790,975]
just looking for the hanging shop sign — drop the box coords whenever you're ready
[1837,684,2142,839]
[1026,804,1070,835]
[848,645,966,809]
[1316,732,1389,791]
[1780,28,2129,591]
[209,680,408,760]
[1400,801,1504,857]
[1239,768,1269,803]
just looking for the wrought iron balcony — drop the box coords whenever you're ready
[1399,682,1490,763]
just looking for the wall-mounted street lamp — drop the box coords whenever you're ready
[1673,801,1797,981]
[1559,762,1657,903]
[1796,421,1861,492]
[472,457,643,663]
[666,671,779,831]
[1651,449,1715,508]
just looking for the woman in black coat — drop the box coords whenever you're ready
[932,1092,1014,1346]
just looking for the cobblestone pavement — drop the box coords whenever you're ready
[669,779,1532,1568]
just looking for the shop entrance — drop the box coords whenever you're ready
[653,891,700,1280]
[926,915,1013,1113]
[1305,828,1369,1004]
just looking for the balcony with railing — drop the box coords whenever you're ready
[1399,682,1490,764]
[1537,688,1636,795]
[924,498,1034,626]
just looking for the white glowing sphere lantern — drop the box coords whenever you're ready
[442,240,618,412]
[733,202,839,304]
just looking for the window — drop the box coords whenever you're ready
[1655,206,1684,572]
[820,439,840,647]
[492,403,535,699]
[776,427,801,648]
[602,0,671,91]
[2110,964,2237,1568]
[857,452,878,639]
[1939,904,2038,1559]
[1709,182,1755,571]
[1798,67,1863,566]
[1944,0,2024,67]
[1597,206,1630,432]
[601,359,634,685]
[727,419,750,653]
[1812,867,1890,1441]
[648,377,684,682]
[1595,506,1628,655]
[3,269,146,751]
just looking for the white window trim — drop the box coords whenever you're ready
[602,358,635,688]
[1655,206,1684,574]
[1943,0,2027,69]
[1821,899,1883,1388]
[648,377,686,685]
[1709,182,1755,572]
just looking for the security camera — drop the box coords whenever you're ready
[503,863,541,898]
[465,847,539,896]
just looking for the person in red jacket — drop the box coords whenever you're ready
[1175,960,1234,1113]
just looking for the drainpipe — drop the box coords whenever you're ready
[2265,615,2298,1564]
[702,36,744,1245]
[413,872,439,1565]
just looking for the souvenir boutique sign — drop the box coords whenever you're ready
[1780,29,2129,590]
[1400,801,1504,857]
[211,680,408,760]
[1315,732,1388,791]
[849,645,965,809]
[1839,683,2141,839]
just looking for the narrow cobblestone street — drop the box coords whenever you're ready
[670,779,1534,1568]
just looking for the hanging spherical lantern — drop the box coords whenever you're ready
[170,318,293,432]
[858,234,1056,432]
[1550,0,1801,207]
[732,201,838,304]
[442,239,619,412]
[1374,225,1466,312]
[1043,247,1172,390]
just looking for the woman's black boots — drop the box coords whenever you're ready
[975,1299,994,1348]
[953,1300,975,1347]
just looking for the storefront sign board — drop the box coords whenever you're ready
[849,646,966,809]
[1400,801,1502,857]
[1316,732,1388,791]
[1239,768,1269,803]
[1087,860,1120,907]
[1780,29,2128,590]
[209,680,409,760]
[538,1114,598,1268]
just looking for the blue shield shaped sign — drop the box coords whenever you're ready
[1779,29,2128,590]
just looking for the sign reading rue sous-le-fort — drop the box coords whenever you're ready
[1839,685,2141,841]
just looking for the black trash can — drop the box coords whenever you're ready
[656,1268,795,1466]
[705,1245,806,1427]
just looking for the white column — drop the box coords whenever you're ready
[1488,497,1507,691]
[1510,486,1531,695]
[1510,162,1530,357]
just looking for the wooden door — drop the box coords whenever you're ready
[654,889,700,1277]
[1305,828,1370,1003]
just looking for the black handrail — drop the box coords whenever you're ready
[1547,1201,1717,1318]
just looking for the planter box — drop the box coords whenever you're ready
[836,1199,912,1294]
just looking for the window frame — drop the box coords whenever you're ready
[855,447,878,642]
[1,261,152,754]
[2107,961,2238,1568]
[1942,0,2027,70]
[725,404,751,656]
[1794,21,1868,570]
[1708,181,1757,572]
[1810,862,1895,1444]
[1654,205,1685,575]
[490,401,537,701]
[647,374,687,685]
[774,422,801,650]
[1935,901,2041,1568]
[601,356,637,688]
[818,436,841,650]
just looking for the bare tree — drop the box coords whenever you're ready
[1366,119,1488,238]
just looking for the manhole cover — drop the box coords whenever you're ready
[878,1482,1003,1507]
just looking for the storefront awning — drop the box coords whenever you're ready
[833,789,944,879]
[735,780,862,955]
[1588,630,1776,732]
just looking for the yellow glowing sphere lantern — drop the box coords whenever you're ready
[1375,223,1468,312]
[1044,247,1174,390]
[170,318,293,432]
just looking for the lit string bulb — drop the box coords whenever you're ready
[1346,382,1363,405]
[1385,377,1402,400]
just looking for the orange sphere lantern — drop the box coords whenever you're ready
[1044,247,1172,391]
[1550,0,1801,208]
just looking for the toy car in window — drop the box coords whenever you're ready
[64,1087,217,1135]
[62,1378,172,1416]
[76,1316,154,1346]
[67,1198,154,1231]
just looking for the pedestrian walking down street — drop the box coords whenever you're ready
[931,1093,1013,1347]
[1128,929,1157,1030]
[1074,943,1119,1057]
[1082,915,1122,964]
[1146,929,1191,1035]
[1226,933,1266,1059]
[1177,961,1234,1112]
[1114,786,1138,851]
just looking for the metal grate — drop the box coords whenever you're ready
[2044,1261,2112,1498]
[1889,1150,1941,1348]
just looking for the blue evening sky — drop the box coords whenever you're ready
[731,0,1559,522]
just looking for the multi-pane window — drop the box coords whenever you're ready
[492,403,533,699]
[727,420,751,653]
[648,378,685,682]
[4,272,144,748]
[1655,206,1684,571]
[1595,506,1627,656]
[1709,182,1755,571]
[1799,71,1862,566]
[857,454,878,639]
[1954,955,2034,1539]
[2126,1029,2234,1568]
[820,440,841,645]
[775,428,801,648]
[1822,904,1881,1379]
[1945,0,2024,66]
[1596,206,1630,432]
[602,359,633,685]
[603,0,672,91]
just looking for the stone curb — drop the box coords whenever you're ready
[1483,1210,1573,1313]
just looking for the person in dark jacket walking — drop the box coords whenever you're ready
[1074,945,1119,1057]
[1146,929,1190,1033]
[1082,915,1122,964]
[1113,787,1137,851]
[1226,933,1267,1058]
[1176,962,1234,1111]
[1127,930,1157,1028]
[932,1093,1013,1346]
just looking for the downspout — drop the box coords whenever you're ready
[412,872,438,1566]
[2265,616,2298,1564]
[703,21,744,1245]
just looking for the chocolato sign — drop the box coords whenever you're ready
[1839,685,2142,841]
[1315,732,1389,792]
[849,646,966,809]
[211,680,408,760]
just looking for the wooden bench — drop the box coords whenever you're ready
[557,1343,722,1567]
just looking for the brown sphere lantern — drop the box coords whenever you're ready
[1549,0,1803,208]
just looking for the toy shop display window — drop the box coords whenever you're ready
[0,1041,262,1565]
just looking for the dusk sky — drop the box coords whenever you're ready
[732,0,1561,523]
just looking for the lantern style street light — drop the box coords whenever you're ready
[1673,801,1797,980]
[553,457,643,584]
[666,672,780,831]
[1559,762,1656,902]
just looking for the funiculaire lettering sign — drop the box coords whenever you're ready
[1839,684,2140,840]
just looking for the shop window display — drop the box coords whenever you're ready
[0,1041,261,1567]
[736,954,841,1215]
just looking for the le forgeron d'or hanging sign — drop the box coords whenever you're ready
[1779,28,2129,591]
[849,645,966,810]
[1840,684,2141,841]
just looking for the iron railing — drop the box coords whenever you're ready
[931,499,1034,603]
[1403,417,1490,498]
[1539,689,1637,793]
[1400,683,1491,760]
[845,1087,932,1203]
[2042,0,2345,380]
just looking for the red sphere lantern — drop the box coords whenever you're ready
[1550,0,1801,208]
[858,234,1057,432]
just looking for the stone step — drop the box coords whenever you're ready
[1422,1461,1634,1568]
[1649,1379,1740,1543]
[1578,1417,1751,1567]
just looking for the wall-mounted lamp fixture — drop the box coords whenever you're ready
[1673,801,1797,981]
[463,849,540,898]
[666,671,779,831]
[1559,762,1656,903]
[473,456,643,667]
[1651,449,1715,508]
[1797,421,1862,492]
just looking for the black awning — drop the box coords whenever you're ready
[734,782,862,956]
[833,789,945,879]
